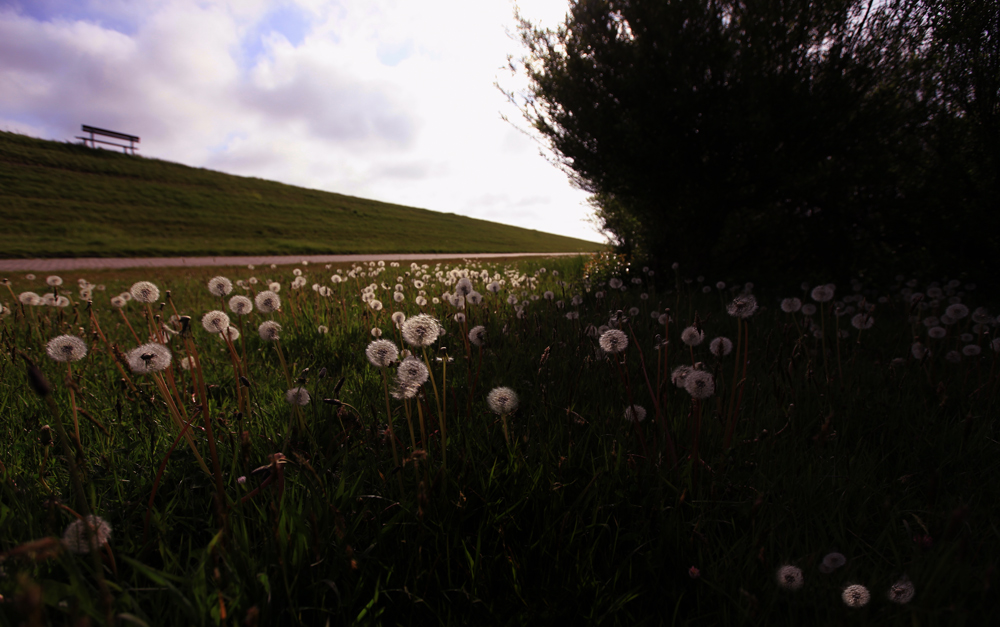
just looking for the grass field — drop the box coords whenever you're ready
[0,256,996,625]
[0,131,601,259]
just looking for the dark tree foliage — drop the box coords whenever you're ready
[508,0,1000,285]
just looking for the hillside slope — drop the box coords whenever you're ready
[0,131,602,258]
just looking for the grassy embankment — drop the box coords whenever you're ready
[0,130,601,258]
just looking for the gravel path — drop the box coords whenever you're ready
[0,252,585,273]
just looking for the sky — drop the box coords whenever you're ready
[0,0,604,243]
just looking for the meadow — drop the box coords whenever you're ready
[0,130,599,258]
[0,254,996,626]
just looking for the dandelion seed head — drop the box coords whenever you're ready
[681,326,705,346]
[709,337,733,357]
[130,281,160,303]
[727,294,759,318]
[624,405,646,423]
[776,565,804,591]
[887,578,915,604]
[46,335,87,362]
[207,276,233,297]
[62,515,112,554]
[110,295,126,308]
[227,295,252,316]
[201,310,230,334]
[810,285,835,303]
[487,386,519,415]
[945,303,969,320]
[684,370,715,399]
[962,344,981,356]
[851,313,874,330]
[599,329,628,354]
[258,320,282,341]
[127,343,172,374]
[396,355,429,391]
[371,327,382,337]
[219,326,240,342]
[401,314,441,348]
[671,365,692,387]
[46,275,63,287]
[285,387,310,406]
[781,297,802,313]
[842,584,871,608]
[366,339,399,367]
[255,290,281,313]
[468,325,486,347]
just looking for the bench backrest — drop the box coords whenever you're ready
[81,125,140,143]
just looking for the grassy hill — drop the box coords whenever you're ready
[0,131,602,258]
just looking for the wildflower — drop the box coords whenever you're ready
[46,335,88,362]
[317,325,329,334]
[456,277,474,296]
[709,337,733,357]
[851,313,874,330]
[776,565,804,591]
[25,273,35,280]
[393,292,405,303]
[219,326,240,342]
[801,304,817,316]
[62,515,112,554]
[911,342,928,359]
[46,275,63,287]
[369,299,384,311]
[624,405,646,423]
[599,329,628,354]
[684,370,715,399]
[401,314,441,348]
[268,281,280,292]
[396,355,429,391]
[366,339,399,367]
[609,278,623,289]
[54,296,70,308]
[258,321,282,341]
[180,356,196,370]
[127,343,172,374]
[819,552,847,573]
[945,350,961,363]
[201,310,230,334]
[727,294,759,318]
[469,325,486,347]
[229,295,253,315]
[928,326,946,339]
[945,303,969,320]
[841,584,871,608]
[371,328,382,337]
[487,387,519,415]
[681,326,705,346]
[120,291,132,301]
[255,290,281,313]
[671,365,692,387]
[487,281,501,294]
[811,285,835,303]
[130,281,160,303]
[543,290,555,300]
[285,387,310,406]
[992,338,1000,352]
[887,578,915,604]
[207,276,233,297]
[19,291,42,305]
[658,313,669,325]
[781,297,802,313]
[565,311,580,320]
[391,311,406,328]
[467,291,483,305]
[962,344,981,356]
[923,316,940,327]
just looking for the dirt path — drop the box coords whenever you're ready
[0,252,585,273]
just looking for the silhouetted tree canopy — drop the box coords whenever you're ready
[508,0,999,285]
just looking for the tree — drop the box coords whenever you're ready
[507,0,999,284]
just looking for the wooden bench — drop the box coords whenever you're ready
[76,125,140,155]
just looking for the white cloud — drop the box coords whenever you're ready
[0,0,603,243]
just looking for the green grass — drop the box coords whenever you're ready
[0,259,997,625]
[0,130,602,258]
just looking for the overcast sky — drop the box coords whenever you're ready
[0,0,604,243]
